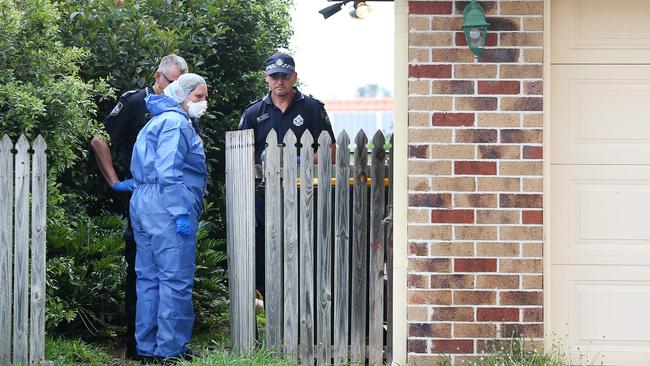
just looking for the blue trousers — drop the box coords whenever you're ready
[130,185,198,358]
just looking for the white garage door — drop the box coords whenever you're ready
[551,1,650,365]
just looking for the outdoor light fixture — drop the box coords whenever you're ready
[319,0,353,19]
[353,0,371,18]
[320,0,373,19]
[462,0,489,58]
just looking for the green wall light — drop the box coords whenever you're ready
[462,0,489,58]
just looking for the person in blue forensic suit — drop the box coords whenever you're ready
[238,52,336,296]
[129,73,208,362]
[90,54,189,360]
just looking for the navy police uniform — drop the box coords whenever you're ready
[102,86,200,355]
[239,86,335,295]
[239,89,335,163]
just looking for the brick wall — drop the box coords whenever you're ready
[406,1,544,364]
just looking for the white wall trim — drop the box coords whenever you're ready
[392,0,408,364]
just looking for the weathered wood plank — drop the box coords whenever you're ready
[316,132,332,366]
[225,130,256,352]
[333,131,351,365]
[30,136,47,366]
[368,132,386,365]
[350,131,368,366]
[0,135,13,364]
[282,131,299,360]
[264,130,283,352]
[385,135,394,364]
[299,131,315,365]
[13,135,30,365]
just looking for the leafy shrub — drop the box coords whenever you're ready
[0,0,111,178]
[46,213,126,337]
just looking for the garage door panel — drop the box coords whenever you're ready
[552,266,650,366]
[552,66,650,165]
[552,0,650,63]
[551,166,650,265]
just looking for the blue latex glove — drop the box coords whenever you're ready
[111,179,136,192]
[175,215,192,237]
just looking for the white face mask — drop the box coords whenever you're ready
[187,100,208,118]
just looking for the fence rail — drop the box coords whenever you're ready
[226,129,393,365]
[0,135,48,366]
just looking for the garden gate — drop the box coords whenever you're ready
[226,129,393,365]
[0,135,48,366]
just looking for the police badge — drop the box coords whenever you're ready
[293,114,304,127]
[109,102,123,117]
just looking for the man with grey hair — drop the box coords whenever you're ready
[90,53,191,360]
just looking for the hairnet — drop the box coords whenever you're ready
[163,73,206,104]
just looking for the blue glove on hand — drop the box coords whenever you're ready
[175,215,192,237]
[111,179,136,193]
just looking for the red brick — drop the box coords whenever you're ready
[500,129,543,144]
[408,339,427,353]
[523,307,543,322]
[500,194,542,208]
[501,291,543,305]
[431,307,474,321]
[455,258,497,272]
[523,145,543,159]
[431,339,474,354]
[454,290,496,305]
[409,145,429,159]
[454,161,497,175]
[430,274,474,289]
[409,64,452,78]
[432,112,474,126]
[455,32,497,46]
[502,324,544,338]
[408,274,429,288]
[410,258,452,273]
[478,81,520,95]
[477,307,519,322]
[409,1,453,14]
[431,209,474,224]
[410,323,451,338]
[409,193,452,208]
[522,210,543,224]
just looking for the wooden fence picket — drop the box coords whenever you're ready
[0,136,13,364]
[226,128,393,366]
[316,132,332,366]
[264,130,283,351]
[368,132,386,365]
[13,136,30,365]
[299,131,315,365]
[350,131,369,365]
[282,131,299,360]
[30,136,47,366]
[225,130,256,352]
[333,131,350,365]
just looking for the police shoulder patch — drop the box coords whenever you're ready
[121,89,138,98]
[108,102,123,117]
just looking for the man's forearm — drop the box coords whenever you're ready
[91,136,119,187]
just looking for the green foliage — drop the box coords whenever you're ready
[45,337,113,366]
[55,0,295,233]
[46,213,126,337]
[193,200,230,331]
[0,0,111,178]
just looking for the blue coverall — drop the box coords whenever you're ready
[129,94,207,358]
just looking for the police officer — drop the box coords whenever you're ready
[90,54,189,360]
[239,52,336,296]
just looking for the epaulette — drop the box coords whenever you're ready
[309,94,325,106]
[242,97,263,113]
[120,89,139,98]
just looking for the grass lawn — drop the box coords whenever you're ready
[44,330,299,366]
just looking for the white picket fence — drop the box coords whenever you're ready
[0,135,48,365]
[226,129,393,365]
